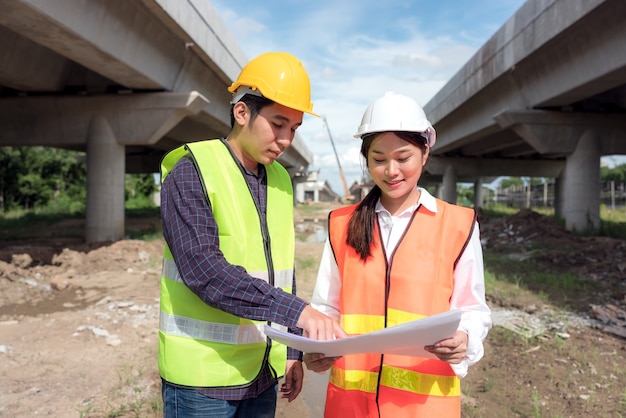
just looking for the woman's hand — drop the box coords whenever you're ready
[303,352,342,373]
[424,330,469,364]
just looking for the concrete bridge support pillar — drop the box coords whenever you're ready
[86,116,125,243]
[434,184,443,200]
[474,177,483,208]
[442,164,458,204]
[561,129,601,232]
[554,175,564,221]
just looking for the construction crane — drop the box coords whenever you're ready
[321,115,354,203]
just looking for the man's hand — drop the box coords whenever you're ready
[280,360,304,402]
[296,305,347,340]
[424,330,469,364]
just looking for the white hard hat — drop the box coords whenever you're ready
[354,91,436,147]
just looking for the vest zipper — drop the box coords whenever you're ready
[235,151,276,378]
[375,205,421,415]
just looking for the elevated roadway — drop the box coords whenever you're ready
[424,0,626,231]
[0,0,313,241]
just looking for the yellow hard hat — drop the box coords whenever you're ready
[228,52,318,116]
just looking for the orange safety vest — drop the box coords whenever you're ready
[325,200,476,418]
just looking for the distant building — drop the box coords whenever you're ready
[294,170,341,203]
[348,177,374,203]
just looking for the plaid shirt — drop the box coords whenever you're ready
[160,150,305,400]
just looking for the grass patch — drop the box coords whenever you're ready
[87,349,163,418]
[296,255,317,271]
[125,207,162,241]
[0,210,81,231]
[599,217,626,239]
[480,204,520,218]
[0,205,163,241]
[0,210,84,240]
[125,206,160,219]
[484,252,592,311]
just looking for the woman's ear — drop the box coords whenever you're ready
[232,101,249,127]
[422,144,430,166]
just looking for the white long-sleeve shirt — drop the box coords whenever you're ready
[311,187,492,378]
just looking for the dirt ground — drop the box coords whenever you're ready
[1,204,625,417]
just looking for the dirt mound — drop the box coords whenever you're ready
[479,208,626,311]
[479,208,573,249]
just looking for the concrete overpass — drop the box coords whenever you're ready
[0,0,313,242]
[424,0,626,232]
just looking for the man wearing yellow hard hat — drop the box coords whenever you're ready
[158,52,347,417]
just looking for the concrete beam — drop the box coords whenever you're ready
[126,152,163,174]
[425,0,609,124]
[427,156,565,178]
[494,110,626,155]
[426,0,626,154]
[515,0,626,108]
[429,75,526,153]
[0,25,69,91]
[0,0,245,113]
[0,0,170,89]
[0,92,209,147]
[140,0,247,84]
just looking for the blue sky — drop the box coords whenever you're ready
[209,0,532,193]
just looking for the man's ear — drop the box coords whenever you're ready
[232,101,249,126]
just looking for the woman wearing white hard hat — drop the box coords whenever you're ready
[304,92,492,417]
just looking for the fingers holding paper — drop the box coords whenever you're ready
[303,352,342,373]
[424,330,469,364]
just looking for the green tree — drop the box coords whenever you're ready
[0,147,21,210]
[125,173,158,208]
[457,184,474,206]
[500,177,524,188]
[601,164,626,183]
[0,146,86,212]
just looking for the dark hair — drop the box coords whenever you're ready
[346,131,428,261]
[229,94,274,128]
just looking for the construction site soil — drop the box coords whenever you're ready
[0,203,625,417]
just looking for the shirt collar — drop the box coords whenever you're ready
[374,187,438,216]
[223,139,266,180]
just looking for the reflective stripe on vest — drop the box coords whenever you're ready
[160,311,266,344]
[324,201,475,417]
[160,311,287,343]
[330,364,460,397]
[158,139,294,388]
[161,257,294,290]
[341,308,423,335]
[160,257,290,338]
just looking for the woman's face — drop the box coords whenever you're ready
[367,132,429,211]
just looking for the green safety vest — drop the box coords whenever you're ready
[158,139,294,388]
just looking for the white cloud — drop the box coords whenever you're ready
[210,0,526,194]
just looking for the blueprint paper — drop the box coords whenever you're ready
[264,309,461,357]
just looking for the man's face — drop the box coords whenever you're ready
[238,102,304,170]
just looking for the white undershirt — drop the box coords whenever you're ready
[311,187,492,378]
